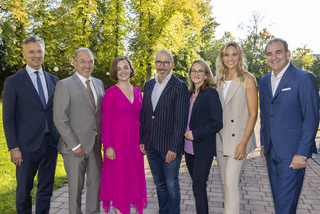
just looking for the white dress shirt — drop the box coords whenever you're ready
[151,72,173,111]
[271,62,290,97]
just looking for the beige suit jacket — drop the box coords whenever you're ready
[216,75,256,156]
[53,73,104,154]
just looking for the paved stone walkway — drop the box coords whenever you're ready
[42,148,320,214]
[36,120,320,214]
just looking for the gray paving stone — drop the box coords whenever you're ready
[43,125,320,214]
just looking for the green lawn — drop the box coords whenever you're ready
[0,99,68,214]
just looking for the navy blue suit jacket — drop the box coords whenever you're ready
[259,64,319,159]
[2,67,59,152]
[189,88,223,158]
[140,74,189,154]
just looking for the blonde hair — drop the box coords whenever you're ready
[188,60,216,93]
[215,41,249,87]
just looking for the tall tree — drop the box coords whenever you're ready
[92,0,127,87]
[0,0,29,93]
[239,12,274,80]
[129,0,209,87]
[174,0,218,80]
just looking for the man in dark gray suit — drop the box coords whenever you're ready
[53,48,104,214]
[140,50,189,214]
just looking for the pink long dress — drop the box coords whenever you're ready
[100,85,148,214]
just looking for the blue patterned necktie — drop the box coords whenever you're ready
[35,71,49,132]
[34,71,46,108]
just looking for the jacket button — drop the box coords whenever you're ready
[152,116,155,119]
[232,134,235,137]
[231,120,234,123]
[271,102,274,104]
[270,114,273,117]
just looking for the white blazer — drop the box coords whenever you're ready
[216,74,256,156]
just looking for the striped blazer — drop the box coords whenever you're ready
[140,74,189,154]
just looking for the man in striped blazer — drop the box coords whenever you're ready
[140,50,189,214]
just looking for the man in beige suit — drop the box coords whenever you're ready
[53,48,104,214]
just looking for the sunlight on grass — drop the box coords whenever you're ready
[0,100,68,213]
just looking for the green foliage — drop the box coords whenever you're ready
[0,100,67,213]
[1,0,317,92]
[238,12,275,80]
[129,0,214,87]
[291,45,314,71]
[310,56,320,84]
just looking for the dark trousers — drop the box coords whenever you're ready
[266,142,306,214]
[147,148,182,214]
[16,135,58,214]
[185,152,213,214]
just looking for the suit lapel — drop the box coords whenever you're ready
[216,84,225,108]
[44,71,54,109]
[91,78,103,112]
[224,80,239,106]
[272,65,294,101]
[265,72,273,99]
[191,91,202,119]
[72,73,96,111]
[147,79,156,110]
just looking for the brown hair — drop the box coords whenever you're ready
[109,56,135,81]
[188,60,216,93]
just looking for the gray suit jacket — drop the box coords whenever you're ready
[216,74,256,156]
[53,73,104,154]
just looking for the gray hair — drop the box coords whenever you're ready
[155,50,174,62]
[23,36,45,51]
[74,48,94,61]
[265,38,289,54]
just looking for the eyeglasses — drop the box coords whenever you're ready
[190,70,206,75]
[155,60,171,67]
[77,60,94,66]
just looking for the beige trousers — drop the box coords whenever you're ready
[217,151,246,214]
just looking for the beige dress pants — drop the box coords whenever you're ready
[217,151,246,214]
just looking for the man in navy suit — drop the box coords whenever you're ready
[140,50,189,214]
[259,38,319,214]
[2,36,59,214]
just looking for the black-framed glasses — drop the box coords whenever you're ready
[190,70,206,75]
[155,60,171,67]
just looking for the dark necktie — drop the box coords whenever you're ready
[34,71,49,132]
[86,79,96,110]
[35,71,46,108]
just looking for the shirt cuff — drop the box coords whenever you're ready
[72,144,81,151]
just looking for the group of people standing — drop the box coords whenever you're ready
[2,35,319,214]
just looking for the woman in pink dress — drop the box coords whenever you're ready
[100,56,148,214]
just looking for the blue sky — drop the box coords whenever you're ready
[211,0,320,54]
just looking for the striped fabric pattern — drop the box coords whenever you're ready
[140,74,190,154]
